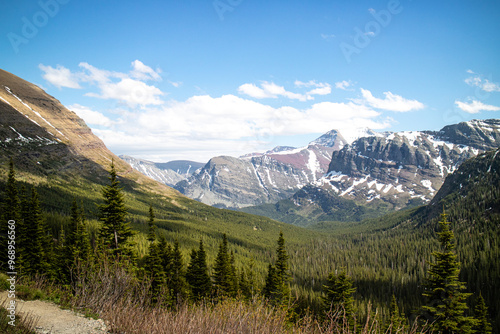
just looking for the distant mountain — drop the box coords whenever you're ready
[174,130,348,208]
[119,155,203,187]
[243,120,500,225]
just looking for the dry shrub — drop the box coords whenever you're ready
[68,254,429,334]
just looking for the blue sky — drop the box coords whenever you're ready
[1,0,500,162]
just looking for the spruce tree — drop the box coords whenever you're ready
[263,232,291,305]
[322,270,356,325]
[61,199,91,283]
[239,268,251,299]
[169,239,185,305]
[1,159,21,273]
[24,188,50,276]
[144,241,166,304]
[147,205,156,243]
[186,239,211,301]
[422,212,476,333]
[263,264,279,300]
[98,161,133,256]
[213,233,233,297]
[474,293,492,334]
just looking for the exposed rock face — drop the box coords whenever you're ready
[242,120,500,225]
[317,119,500,208]
[174,131,348,208]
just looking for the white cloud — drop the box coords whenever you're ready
[86,78,164,108]
[238,83,275,99]
[360,88,425,112]
[239,80,331,101]
[68,104,115,127]
[130,60,162,81]
[40,61,165,108]
[455,100,500,114]
[307,86,331,96]
[464,72,500,92]
[91,94,391,161]
[39,64,82,89]
[335,80,353,90]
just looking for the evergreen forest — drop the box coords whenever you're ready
[0,148,499,333]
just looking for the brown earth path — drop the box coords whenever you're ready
[1,291,108,334]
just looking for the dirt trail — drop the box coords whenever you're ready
[1,292,108,334]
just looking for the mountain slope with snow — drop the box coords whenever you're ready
[242,119,500,225]
[174,130,348,208]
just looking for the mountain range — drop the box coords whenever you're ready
[123,116,500,224]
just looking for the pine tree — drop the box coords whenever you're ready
[263,264,279,300]
[24,188,50,276]
[474,293,492,334]
[158,235,172,274]
[169,239,185,305]
[263,232,291,305]
[144,241,166,304]
[239,268,251,299]
[322,270,356,325]
[1,159,21,273]
[422,212,476,333]
[147,205,156,243]
[213,233,233,297]
[98,161,133,256]
[186,239,211,301]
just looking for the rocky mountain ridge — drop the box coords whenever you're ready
[242,119,500,225]
[173,130,348,208]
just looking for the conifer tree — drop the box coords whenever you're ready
[263,232,291,305]
[322,270,356,325]
[25,188,50,276]
[239,268,251,299]
[144,241,166,304]
[213,233,233,297]
[263,264,279,300]
[474,293,492,334]
[1,159,21,272]
[147,205,156,243]
[159,235,172,274]
[62,199,91,283]
[186,239,211,301]
[98,161,133,256]
[422,212,476,333]
[169,239,185,305]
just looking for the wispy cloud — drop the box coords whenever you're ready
[335,80,354,90]
[465,71,500,92]
[79,93,391,161]
[239,80,331,101]
[359,88,425,112]
[455,100,500,114]
[39,64,82,89]
[40,60,164,108]
[68,103,116,127]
